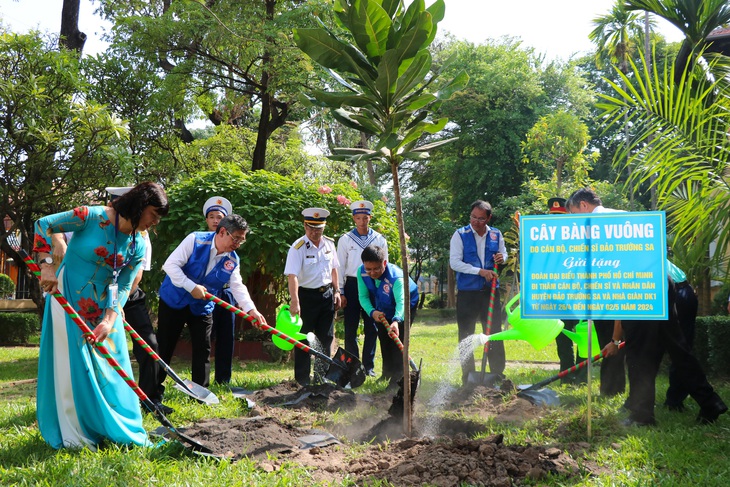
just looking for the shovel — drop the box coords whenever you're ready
[516,341,626,406]
[20,251,212,453]
[121,321,219,405]
[467,265,502,386]
[376,315,419,372]
[204,292,367,388]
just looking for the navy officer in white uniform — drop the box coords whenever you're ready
[336,200,388,377]
[284,208,341,386]
[156,213,267,395]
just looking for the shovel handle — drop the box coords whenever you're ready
[121,321,203,399]
[377,316,418,371]
[521,341,626,392]
[203,292,346,371]
[19,251,212,452]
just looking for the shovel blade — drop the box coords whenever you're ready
[172,379,220,405]
[325,347,366,388]
[517,388,560,406]
[466,371,502,387]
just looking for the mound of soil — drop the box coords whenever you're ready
[174,380,596,485]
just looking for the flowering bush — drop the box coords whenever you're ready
[317,185,332,194]
[336,194,351,206]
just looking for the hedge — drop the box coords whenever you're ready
[695,316,730,378]
[0,312,40,344]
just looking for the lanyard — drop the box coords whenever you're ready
[112,211,137,285]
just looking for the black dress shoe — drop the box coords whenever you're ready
[697,401,728,424]
[154,402,175,415]
[621,417,655,427]
[143,401,174,415]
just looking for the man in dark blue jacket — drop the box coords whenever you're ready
[357,245,419,385]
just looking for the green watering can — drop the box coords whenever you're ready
[487,294,564,351]
[273,305,308,351]
[561,320,600,358]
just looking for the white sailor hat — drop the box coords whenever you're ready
[203,196,232,217]
[350,200,374,215]
[105,186,134,200]
[302,207,329,228]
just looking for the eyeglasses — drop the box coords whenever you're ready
[470,215,488,223]
[226,230,247,245]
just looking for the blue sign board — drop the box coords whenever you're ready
[519,211,668,320]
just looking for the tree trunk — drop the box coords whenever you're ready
[60,0,87,54]
[252,74,271,171]
[391,159,412,436]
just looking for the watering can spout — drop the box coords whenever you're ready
[487,294,564,350]
[560,320,600,357]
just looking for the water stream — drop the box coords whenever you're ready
[421,333,489,437]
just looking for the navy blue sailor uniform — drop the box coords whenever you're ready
[157,231,253,391]
[336,227,388,372]
[284,234,340,385]
[449,224,507,384]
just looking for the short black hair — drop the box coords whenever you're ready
[217,214,249,235]
[361,245,386,264]
[112,182,169,230]
[566,188,601,210]
[470,200,492,216]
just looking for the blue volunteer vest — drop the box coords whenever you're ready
[455,225,502,291]
[360,263,419,322]
[159,232,239,316]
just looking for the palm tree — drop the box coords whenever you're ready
[597,44,730,312]
[625,0,730,84]
[590,3,647,75]
[590,2,649,205]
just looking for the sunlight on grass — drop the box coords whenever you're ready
[3,314,730,486]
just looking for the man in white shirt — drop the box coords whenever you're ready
[449,200,507,385]
[284,208,341,386]
[336,200,388,377]
[156,214,267,394]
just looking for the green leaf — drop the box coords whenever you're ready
[393,12,432,64]
[381,0,401,18]
[393,49,431,100]
[424,0,445,45]
[332,108,379,135]
[310,89,375,108]
[293,28,354,73]
[410,137,459,152]
[349,0,392,60]
[400,117,448,148]
[375,49,400,109]
[436,70,469,100]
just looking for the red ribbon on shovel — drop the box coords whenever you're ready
[203,292,366,388]
[20,251,212,452]
[479,264,498,380]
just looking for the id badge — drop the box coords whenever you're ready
[107,284,119,309]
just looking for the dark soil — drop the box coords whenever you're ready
[177,379,597,485]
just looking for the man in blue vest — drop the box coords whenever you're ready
[156,214,267,395]
[357,245,419,386]
[450,200,507,386]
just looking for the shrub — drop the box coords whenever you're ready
[147,167,399,325]
[0,312,39,344]
[695,316,730,378]
[710,281,730,316]
[0,274,15,299]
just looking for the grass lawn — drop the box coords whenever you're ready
[1,309,730,486]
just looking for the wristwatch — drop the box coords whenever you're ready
[39,257,54,266]
[612,339,621,346]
